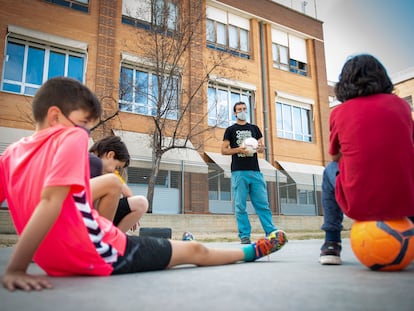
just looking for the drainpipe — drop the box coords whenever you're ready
[259,22,270,161]
[181,160,184,214]
[260,22,281,214]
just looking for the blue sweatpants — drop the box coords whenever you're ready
[231,170,276,239]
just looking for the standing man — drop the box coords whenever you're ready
[221,102,287,246]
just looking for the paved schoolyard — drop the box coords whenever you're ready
[0,239,413,311]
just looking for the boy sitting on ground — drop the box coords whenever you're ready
[0,77,287,292]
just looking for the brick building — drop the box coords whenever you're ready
[0,0,331,216]
[393,67,414,120]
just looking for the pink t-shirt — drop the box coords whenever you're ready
[329,93,414,220]
[0,126,126,276]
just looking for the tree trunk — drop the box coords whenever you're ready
[146,154,162,213]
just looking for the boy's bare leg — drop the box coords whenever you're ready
[167,240,245,267]
[117,196,148,232]
[90,174,122,222]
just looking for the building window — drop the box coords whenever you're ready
[128,167,180,189]
[119,64,179,120]
[206,6,250,59]
[289,59,308,76]
[208,83,252,128]
[276,99,313,142]
[44,0,89,13]
[271,28,308,76]
[2,36,85,96]
[298,189,315,205]
[272,43,289,71]
[280,185,315,205]
[208,167,231,201]
[122,0,178,32]
[328,95,341,108]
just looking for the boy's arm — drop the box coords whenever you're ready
[115,170,133,197]
[2,185,70,291]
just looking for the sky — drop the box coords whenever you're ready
[315,0,414,82]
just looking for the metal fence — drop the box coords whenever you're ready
[125,161,323,216]
[207,163,323,216]
[0,157,323,216]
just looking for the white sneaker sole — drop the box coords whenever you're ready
[319,255,342,265]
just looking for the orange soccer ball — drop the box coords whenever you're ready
[350,218,414,271]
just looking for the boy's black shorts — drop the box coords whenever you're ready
[111,235,172,274]
[113,197,131,226]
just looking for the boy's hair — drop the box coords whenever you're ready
[233,101,247,112]
[89,136,131,167]
[334,54,394,103]
[32,77,102,122]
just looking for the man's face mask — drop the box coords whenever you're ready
[236,111,247,121]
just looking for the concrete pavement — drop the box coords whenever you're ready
[1,238,413,311]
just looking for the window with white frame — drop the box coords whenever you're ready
[44,0,89,13]
[328,95,341,108]
[2,27,86,96]
[271,28,308,76]
[272,43,289,71]
[276,93,313,142]
[208,82,253,128]
[122,0,178,31]
[206,6,250,59]
[119,64,180,120]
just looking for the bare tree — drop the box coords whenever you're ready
[18,94,121,135]
[121,0,240,212]
[89,96,121,133]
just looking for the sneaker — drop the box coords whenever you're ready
[267,230,288,252]
[240,237,251,244]
[253,230,288,260]
[182,231,195,241]
[319,241,342,265]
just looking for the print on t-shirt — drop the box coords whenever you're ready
[236,129,253,158]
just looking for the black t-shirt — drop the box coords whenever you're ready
[223,123,262,172]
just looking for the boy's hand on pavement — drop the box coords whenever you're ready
[2,271,52,292]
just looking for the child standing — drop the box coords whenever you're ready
[1,77,287,292]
